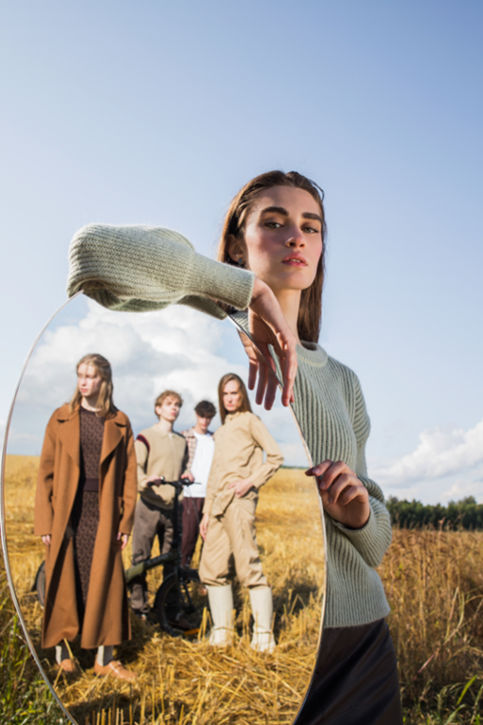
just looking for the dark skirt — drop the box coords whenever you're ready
[294,619,402,725]
[72,488,99,622]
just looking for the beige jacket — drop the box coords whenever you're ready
[135,425,188,508]
[204,411,283,517]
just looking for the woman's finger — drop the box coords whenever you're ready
[238,331,278,409]
[255,358,269,407]
[263,372,278,411]
[337,484,367,506]
[321,462,350,491]
[248,358,259,391]
[270,328,297,407]
[237,332,259,390]
[278,350,296,406]
[248,279,298,406]
[305,460,333,481]
[323,473,355,504]
[257,342,280,410]
[308,461,348,489]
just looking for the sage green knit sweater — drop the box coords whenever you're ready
[67,224,391,628]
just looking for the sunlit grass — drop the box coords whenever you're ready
[2,456,325,724]
[2,455,482,723]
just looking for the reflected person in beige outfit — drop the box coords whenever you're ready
[199,373,283,651]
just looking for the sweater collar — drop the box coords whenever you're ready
[296,341,329,368]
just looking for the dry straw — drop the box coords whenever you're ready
[4,455,482,722]
[3,456,325,724]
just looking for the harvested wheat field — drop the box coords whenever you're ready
[3,455,482,723]
[380,527,483,723]
[2,455,325,725]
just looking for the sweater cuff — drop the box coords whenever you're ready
[186,252,255,311]
[67,223,255,314]
[331,510,386,566]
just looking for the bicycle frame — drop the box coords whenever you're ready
[124,478,196,585]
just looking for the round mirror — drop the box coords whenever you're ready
[1,294,326,724]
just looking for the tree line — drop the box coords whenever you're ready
[386,496,483,530]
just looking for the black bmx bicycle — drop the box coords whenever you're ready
[124,477,204,637]
[34,477,205,638]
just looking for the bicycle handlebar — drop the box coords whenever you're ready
[147,476,194,490]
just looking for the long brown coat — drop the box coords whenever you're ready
[34,403,137,649]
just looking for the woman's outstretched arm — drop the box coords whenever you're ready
[67,224,297,407]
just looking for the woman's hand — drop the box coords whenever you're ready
[41,534,51,546]
[244,278,298,410]
[228,478,254,498]
[117,532,129,550]
[199,513,210,540]
[306,461,370,529]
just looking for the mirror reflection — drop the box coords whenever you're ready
[2,294,325,724]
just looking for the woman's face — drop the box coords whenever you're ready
[238,185,323,295]
[77,363,102,400]
[223,379,243,413]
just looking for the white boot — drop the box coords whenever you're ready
[249,586,275,653]
[206,584,234,646]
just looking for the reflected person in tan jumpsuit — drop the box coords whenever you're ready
[199,373,283,651]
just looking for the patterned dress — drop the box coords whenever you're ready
[70,408,104,621]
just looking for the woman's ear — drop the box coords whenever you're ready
[226,234,247,267]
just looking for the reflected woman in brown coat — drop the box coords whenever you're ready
[34,353,137,680]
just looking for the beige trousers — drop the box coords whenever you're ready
[199,495,267,588]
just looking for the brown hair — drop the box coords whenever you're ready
[218,373,252,424]
[154,390,183,415]
[217,170,326,342]
[195,400,216,418]
[69,353,116,418]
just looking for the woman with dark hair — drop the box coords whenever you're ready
[198,373,283,651]
[34,353,137,681]
[67,170,402,722]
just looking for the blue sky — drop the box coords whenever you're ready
[1,1,482,504]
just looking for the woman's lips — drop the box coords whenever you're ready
[282,255,307,266]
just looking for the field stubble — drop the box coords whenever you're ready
[1,455,482,723]
[2,456,324,724]
[381,527,482,722]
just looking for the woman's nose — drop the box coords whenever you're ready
[285,227,305,247]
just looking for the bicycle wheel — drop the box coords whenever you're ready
[152,569,204,637]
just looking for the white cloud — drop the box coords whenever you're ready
[372,420,483,503]
[6,298,306,465]
[15,300,226,420]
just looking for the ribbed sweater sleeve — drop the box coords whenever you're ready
[67,224,255,317]
[333,369,392,567]
[340,373,392,567]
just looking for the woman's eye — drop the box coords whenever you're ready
[304,225,320,234]
[264,220,282,229]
